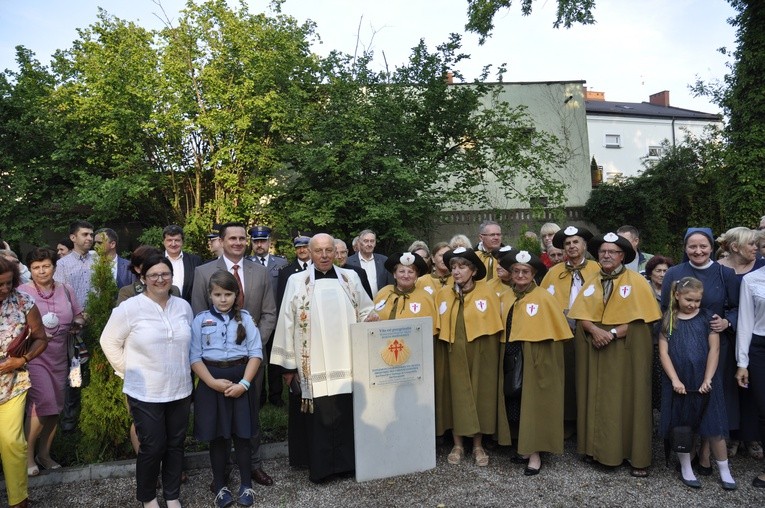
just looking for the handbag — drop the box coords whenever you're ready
[670,425,694,453]
[61,284,90,386]
[6,325,30,358]
[503,342,523,399]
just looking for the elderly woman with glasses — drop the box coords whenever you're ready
[569,232,661,478]
[435,248,510,468]
[499,249,572,476]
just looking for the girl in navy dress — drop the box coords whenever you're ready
[659,277,736,490]
[191,271,262,508]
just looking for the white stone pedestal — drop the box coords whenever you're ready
[350,317,436,482]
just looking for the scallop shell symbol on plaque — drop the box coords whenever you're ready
[381,338,411,366]
[42,312,60,329]
[583,284,596,297]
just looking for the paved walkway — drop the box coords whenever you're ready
[15,438,765,507]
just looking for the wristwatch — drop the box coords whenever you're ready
[610,328,618,340]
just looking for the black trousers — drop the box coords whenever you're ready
[749,334,765,446]
[128,395,191,502]
[263,333,284,403]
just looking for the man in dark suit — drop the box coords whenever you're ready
[276,235,312,307]
[191,221,278,487]
[162,224,203,302]
[94,227,135,289]
[345,229,392,298]
[247,225,288,407]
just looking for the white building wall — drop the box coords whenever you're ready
[442,81,592,211]
[587,115,722,180]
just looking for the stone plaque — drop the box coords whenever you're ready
[367,321,424,387]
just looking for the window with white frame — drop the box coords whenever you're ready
[604,134,621,148]
[648,145,663,158]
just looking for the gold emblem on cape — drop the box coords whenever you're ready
[381,338,411,366]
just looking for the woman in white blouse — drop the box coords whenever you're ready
[736,264,765,488]
[101,255,193,508]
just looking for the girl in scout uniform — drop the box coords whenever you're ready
[190,271,263,508]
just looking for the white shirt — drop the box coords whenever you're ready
[166,251,185,294]
[737,266,765,368]
[100,294,193,402]
[222,256,246,297]
[359,255,378,296]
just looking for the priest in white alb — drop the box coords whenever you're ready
[271,233,378,483]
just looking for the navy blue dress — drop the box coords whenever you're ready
[660,309,728,439]
[661,261,739,430]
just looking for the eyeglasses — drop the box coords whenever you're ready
[598,250,623,257]
[146,272,172,281]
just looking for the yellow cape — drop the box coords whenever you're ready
[417,273,452,294]
[539,259,600,311]
[568,268,661,325]
[374,285,438,335]
[436,280,504,343]
[500,286,573,342]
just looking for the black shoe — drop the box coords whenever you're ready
[695,457,713,476]
[510,454,529,464]
[752,476,765,488]
[681,477,701,489]
[524,466,540,476]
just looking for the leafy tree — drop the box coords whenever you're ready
[274,36,567,251]
[465,0,596,43]
[716,1,765,227]
[584,131,725,259]
[0,48,64,244]
[50,10,169,226]
[153,0,319,234]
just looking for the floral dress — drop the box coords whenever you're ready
[0,289,33,404]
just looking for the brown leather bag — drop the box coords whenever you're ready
[6,325,30,358]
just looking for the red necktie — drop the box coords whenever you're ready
[232,264,244,308]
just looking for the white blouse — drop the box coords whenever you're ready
[737,266,765,368]
[100,294,193,402]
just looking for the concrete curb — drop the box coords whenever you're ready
[9,441,288,489]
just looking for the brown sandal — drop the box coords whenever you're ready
[447,446,464,464]
[473,447,489,467]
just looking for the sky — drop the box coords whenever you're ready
[0,0,737,114]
